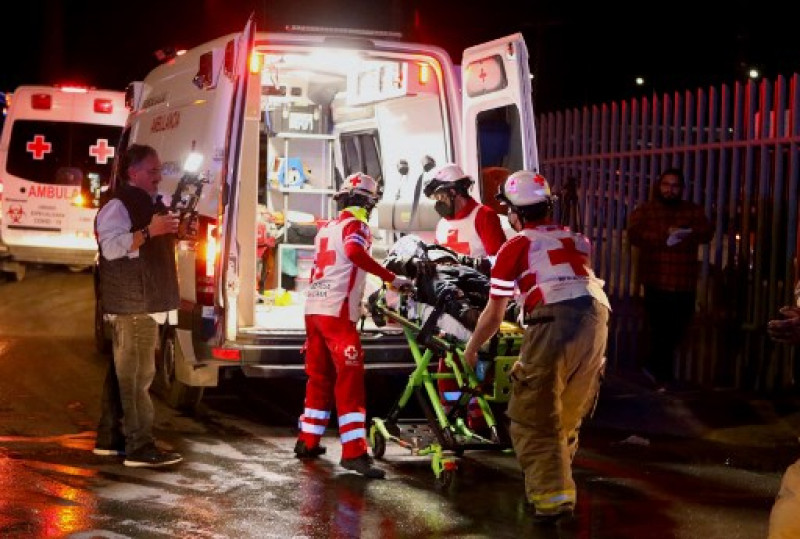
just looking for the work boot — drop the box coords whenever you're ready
[294,440,326,459]
[340,454,385,479]
[531,503,574,525]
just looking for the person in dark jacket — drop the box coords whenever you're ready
[92,144,186,468]
[627,167,714,390]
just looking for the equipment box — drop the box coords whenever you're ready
[267,104,330,135]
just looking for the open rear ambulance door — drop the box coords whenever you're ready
[217,15,256,341]
[460,34,537,211]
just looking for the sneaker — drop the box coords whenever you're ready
[340,454,385,479]
[123,444,183,468]
[294,440,326,459]
[92,444,125,457]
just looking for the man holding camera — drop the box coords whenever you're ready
[93,144,192,467]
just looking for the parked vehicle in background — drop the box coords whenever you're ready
[99,17,538,409]
[0,85,127,280]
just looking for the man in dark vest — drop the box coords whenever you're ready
[93,144,184,467]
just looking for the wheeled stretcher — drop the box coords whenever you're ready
[367,286,524,487]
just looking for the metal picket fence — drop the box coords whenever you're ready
[538,73,800,393]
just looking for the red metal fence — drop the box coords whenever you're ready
[538,74,800,393]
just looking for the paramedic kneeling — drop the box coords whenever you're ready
[294,172,411,479]
[463,171,611,523]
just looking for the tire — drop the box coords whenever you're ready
[371,429,386,459]
[154,327,204,412]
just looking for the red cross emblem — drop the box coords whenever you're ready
[507,177,518,194]
[313,238,337,279]
[89,139,115,164]
[349,175,362,188]
[547,238,589,276]
[7,205,24,224]
[533,174,546,186]
[344,345,358,360]
[26,135,52,160]
[442,229,470,255]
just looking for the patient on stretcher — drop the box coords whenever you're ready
[370,235,519,341]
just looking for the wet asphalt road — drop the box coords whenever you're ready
[0,265,785,538]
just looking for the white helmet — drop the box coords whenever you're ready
[423,163,473,197]
[336,172,379,203]
[497,170,552,207]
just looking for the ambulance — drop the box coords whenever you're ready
[101,17,538,409]
[0,85,127,280]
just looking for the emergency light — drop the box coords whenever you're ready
[94,99,114,114]
[30,93,52,110]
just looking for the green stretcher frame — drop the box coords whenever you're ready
[367,289,524,486]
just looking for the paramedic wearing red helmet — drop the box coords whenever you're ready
[424,163,507,268]
[463,171,611,523]
[294,172,411,479]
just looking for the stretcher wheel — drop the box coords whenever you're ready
[372,430,386,459]
[436,469,455,489]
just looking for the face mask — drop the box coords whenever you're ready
[434,200,455,219]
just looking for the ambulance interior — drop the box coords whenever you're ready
[247,46,453,332]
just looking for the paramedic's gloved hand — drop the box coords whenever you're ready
[410,259,438,279]
[389,275,413,291]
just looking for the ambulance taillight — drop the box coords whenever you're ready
[195,216,218,306]
[94,99,114,114]
[31,93,52,110]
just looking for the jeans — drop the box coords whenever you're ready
[96,314,158,453]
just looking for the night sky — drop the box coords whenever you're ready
[1,0,798,113]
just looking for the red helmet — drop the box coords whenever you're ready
[496,170,552,207]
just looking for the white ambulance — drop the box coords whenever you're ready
[0,85,127,280]
[102,17,538,409]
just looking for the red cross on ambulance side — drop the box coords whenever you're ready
[26,135,52,160]
[89,139,115,164]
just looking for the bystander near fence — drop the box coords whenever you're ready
[538,73,800,394]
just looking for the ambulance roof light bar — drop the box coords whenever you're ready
[58,85,89,93]
[285,24,402,40]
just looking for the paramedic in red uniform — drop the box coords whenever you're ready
[294,172,411,478]
[423,163,507,269]
[422,163,508,429]
[463,171,611,523]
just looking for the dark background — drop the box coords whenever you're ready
[1,0,797,112]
